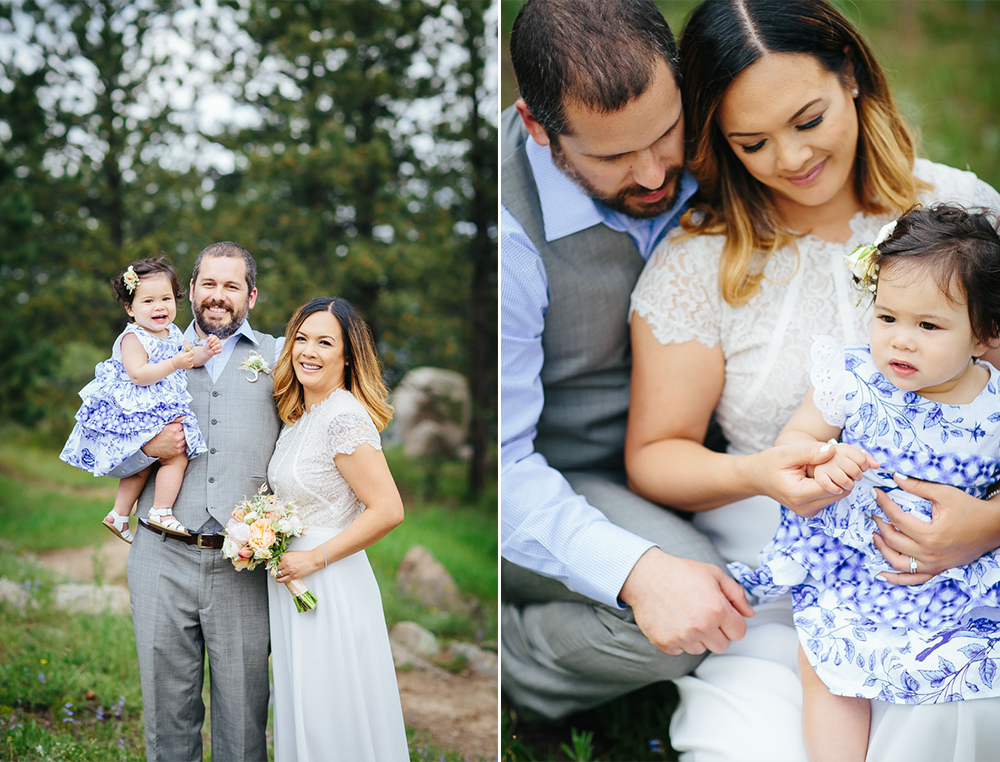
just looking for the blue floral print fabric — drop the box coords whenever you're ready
[731,337,1000,704]
[60,323,206,476]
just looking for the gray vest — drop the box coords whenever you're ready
[138,331,282,527]
[501,107,645,472]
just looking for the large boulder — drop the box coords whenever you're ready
[391,368,471,459]
[52,583,130,615]
[396,545,469,614]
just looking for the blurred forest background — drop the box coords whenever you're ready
[501,0,1000,760]
[1,0,498,495]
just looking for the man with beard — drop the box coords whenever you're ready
[109,242,281,762]
[501,0,754,721]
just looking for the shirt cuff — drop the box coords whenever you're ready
[567,522,657,608]
[105,449,157,479]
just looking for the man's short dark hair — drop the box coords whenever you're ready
[191,241,257,293]
[510,0,680,138]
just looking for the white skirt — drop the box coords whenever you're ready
[670,493,1000,762]
[267,528,409,762]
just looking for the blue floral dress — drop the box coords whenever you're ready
[731,336,1000,704]
[60,323,206,476]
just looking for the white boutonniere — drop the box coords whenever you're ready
[239,351,271,382]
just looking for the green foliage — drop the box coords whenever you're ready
[560,729,595,762]
[0,0,499,496]
[502,682,681,761]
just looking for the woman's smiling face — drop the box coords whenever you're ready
[291,310,346,406]
[716,52,860,224]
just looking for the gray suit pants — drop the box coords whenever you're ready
[501,470,727,720]
[127,524,270,762]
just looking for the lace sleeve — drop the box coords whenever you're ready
[328,411,382,456]
[809,335,847,428]
[629,233,723,348]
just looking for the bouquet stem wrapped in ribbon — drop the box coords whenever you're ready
[222,485,318,612]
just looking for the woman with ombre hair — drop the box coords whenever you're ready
[625,0,1000,759]
[266,296,408,761]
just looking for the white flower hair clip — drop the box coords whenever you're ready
[845,219,897,294]
[239,350,271,382]
[123,265,140,294]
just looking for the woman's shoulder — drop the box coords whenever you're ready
[315,388,373,423]
[915,158,1000,208]
[321,389,381,454]
[644,225,726,277]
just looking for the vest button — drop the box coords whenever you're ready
[212,391,219,397]
[209,477,215,483]
[211,419,218,425]
[210,448,217,454]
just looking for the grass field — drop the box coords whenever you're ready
[0,426,497,761]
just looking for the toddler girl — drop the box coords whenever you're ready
[60,256,221,542]
[731,205,1000,761]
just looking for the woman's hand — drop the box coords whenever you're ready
[275,548,324,583]
[872,474,1000,585]
[809,443,879,495]
[746,442,841,518]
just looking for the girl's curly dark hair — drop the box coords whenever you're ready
[110,256,184,308]
[875,204,1000,346]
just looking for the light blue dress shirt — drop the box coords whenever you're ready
[106,319,284,479]
[501,136,698,607]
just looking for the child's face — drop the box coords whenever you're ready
[126,273,177,338]
[870,264,988,399]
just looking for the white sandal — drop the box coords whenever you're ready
[102,511,133,544]
[148,508,191,537]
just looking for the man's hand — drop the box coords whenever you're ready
[873,474,1000,585]
[619,548,754,656]
[141,418,187,460]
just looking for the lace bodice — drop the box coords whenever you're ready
[630,159,1000,455]
[266,389,382,532]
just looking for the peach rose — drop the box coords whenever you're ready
[238,546,254,559]
[249,522,276,553]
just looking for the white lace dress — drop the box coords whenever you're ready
[630,159,1000,761]
[266,389,408,762]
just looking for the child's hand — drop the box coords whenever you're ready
[171,347,196,370]
[204,335,222,356]
[810,441,878,495]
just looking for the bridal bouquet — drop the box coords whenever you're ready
[221,485,318,612]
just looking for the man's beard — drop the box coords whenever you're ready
[551,140,683,220]
[193,299,249,339]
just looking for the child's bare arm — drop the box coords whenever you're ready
[190,335,223,367]
[121,333,192,386]
[776,387,878,504]
[775,387,843,448]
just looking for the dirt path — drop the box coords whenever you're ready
[35,540,499,760]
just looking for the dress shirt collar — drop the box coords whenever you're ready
[526,135,698,246]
